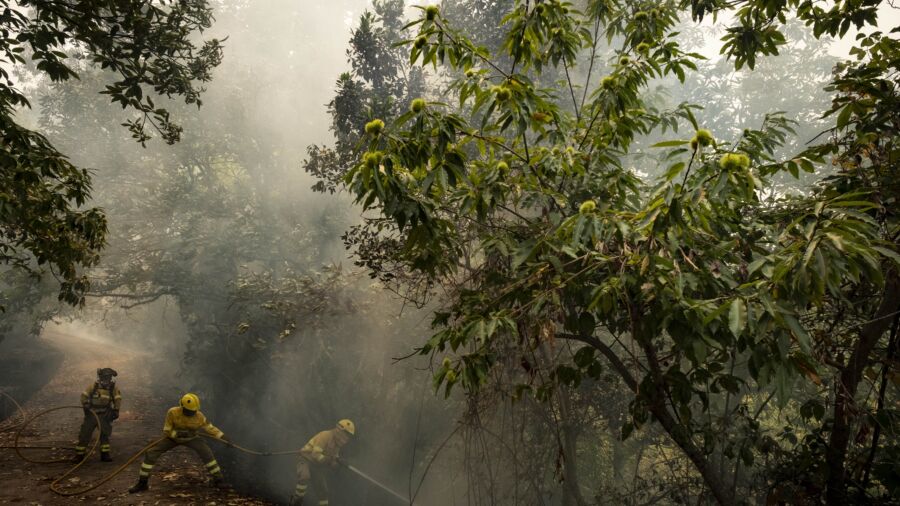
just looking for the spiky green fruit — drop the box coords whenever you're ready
[364,151,383,169]
[634,11,649,21]
[492,85,512,101]
[365,119,385,135]
[497,161,509,173]
[414,36,427,49]
[425,5,439,20]
[619,56,631,66]
[636,42,651,54]
[719,153,751,170]
[410,98,426,113]
[601,76,616,90]
[693,128,714,147]
[579,200,597,214]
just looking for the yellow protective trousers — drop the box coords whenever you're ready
[293,459,330,505]
[139,437,223,480]
[76,412,113,455]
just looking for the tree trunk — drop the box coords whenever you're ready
[560,331,733,504]
[862,313,899,487]
[558,389,586,506]
[825,277,900,504]
[649,400,733,504]
[538,342,586,506]
[635,312,735,506]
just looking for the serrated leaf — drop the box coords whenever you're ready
[728,298,746,337]
[783,313,810,351]
[873,246,900,266]
[651,140,689,148]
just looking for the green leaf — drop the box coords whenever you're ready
[873,246,900,267]
[703,300,731,325]
[747,257,767,276]
[512,239,538,269]
[651,140,689,148]
[783,314,811,351]
[836,103,853,129]
[728,298,746,337]
[692,339,708,362]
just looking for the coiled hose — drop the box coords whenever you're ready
[0,390,302,497]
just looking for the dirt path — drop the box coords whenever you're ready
[0,330,271,505]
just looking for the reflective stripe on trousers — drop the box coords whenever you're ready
[205,459,222,477]
[139,462,154,477]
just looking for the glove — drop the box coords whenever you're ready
[109,409,119,421]
[82,406,91,416]
[220,435,231,445]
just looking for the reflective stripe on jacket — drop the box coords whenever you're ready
[162,406,224,441]
[81,382,122,411]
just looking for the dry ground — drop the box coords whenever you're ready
[0,330,271,505]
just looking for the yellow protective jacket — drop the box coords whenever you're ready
[299,428,346,465]
[81,382,122,412]
[162,407,224,442]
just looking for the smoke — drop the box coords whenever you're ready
[9,1,898,504]
[8,1,468,503]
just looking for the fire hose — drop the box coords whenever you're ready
[0,391,411,502]
[0,398,167,497]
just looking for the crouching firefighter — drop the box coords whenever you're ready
[74,367,121,462]
[290,419,355,506]
[129,393,230,493]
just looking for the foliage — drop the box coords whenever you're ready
[311,0,900,503]
[0,0,222,305]
[304,0,425,196]
[24,7,460,500]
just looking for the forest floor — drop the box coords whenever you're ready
[0,330,271,505]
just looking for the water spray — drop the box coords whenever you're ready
[342,462,411,504]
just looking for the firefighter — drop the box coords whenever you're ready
[128,393,230,493]
[74,367,121,462]
[290,419,355,506]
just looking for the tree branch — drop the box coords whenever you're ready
[557,332,637,391]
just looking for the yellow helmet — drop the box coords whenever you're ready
[180,393,200,411]
[337,419,355,435]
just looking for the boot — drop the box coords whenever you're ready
[128,477,149,493]
[211,475,227,489]
[289,495,304,506]
[100,452,112,462]
[71,453,85,464]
